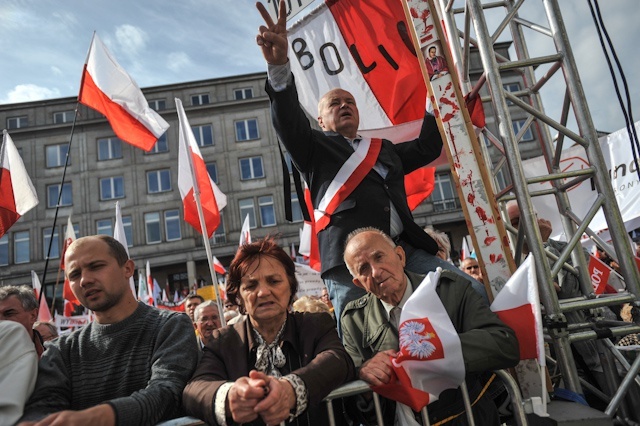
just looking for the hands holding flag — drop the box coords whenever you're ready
[359,349,399,387]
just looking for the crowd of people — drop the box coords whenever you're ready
[1,0,637,424]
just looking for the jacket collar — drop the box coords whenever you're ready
[361,271,425,351]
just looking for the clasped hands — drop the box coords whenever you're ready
[227,370,296,425]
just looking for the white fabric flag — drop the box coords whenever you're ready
[113,201,136,296]
[239,214,252,247]
[31,271,52,322]
[0,130,38,238]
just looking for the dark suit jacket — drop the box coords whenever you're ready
[182,312,355,425]
[266,78,442,275]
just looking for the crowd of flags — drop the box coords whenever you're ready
[1,2,636,414]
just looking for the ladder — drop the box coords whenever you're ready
[428,0,640,421]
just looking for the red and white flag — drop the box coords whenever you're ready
[146,261,156,307]
[288,0,437,208]
[213,256,226,276]
[60,216,80,308]
[299,187,321,272]
[0,130,38,238]
[588,254,612,295]
[460,236,471,261]
[176,98,227,237]
[491,256,545,366]
[373,270,465,411]
[78,33,169,151]
[239,214,252,247]
[31,271,53,322]
[113,201,136,296]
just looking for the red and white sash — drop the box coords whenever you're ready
[314,137,382,232]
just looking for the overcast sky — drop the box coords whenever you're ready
[1,0,638,134]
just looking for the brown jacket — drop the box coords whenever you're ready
[182,311,355,425]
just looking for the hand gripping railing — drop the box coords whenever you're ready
[321,369,528,426]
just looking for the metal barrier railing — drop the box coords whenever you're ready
[322,369,528,426]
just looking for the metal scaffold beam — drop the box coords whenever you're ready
[436,0,640,420]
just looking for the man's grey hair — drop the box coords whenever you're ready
[0,285,38,311]
[343,227,396,277]
[193,300,219,322]
[424,226,451,259]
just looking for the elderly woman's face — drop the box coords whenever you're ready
[239,256,291,324]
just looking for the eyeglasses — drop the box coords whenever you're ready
[465,265,480,271]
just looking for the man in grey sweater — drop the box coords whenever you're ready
[19,235,199,426]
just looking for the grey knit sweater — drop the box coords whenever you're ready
[21,302,199,426]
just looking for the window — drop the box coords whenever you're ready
[53,111,74,124]
[147,169,172,193]
[43,227,60,259]
[148,99,166,111]
[100,177,124,200]
[148,133,168,153]
[503,83,522,106]
[512,119,534,142]
[211,215,226,244]
[145,212,161,244]
[192,125,213,147]
[206,162,218,184]
[234,88,253,100]
[122,216,133,247]
[0,235,9,266]
[191,94,210,105]
[259,196,276,227]
[235,119,259,141]
[14,231,30,264]
[165,210,182,241]
[239,156,264,180]
[97,137,122,160]
[430,174,458,211]
[47,183,72,208]
[291,193,304,222]
[7,116,28,129]
[96,219,113,236]
[239,199,257,228]
[46,144,69,168]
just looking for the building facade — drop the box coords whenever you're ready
[0,44,543,312]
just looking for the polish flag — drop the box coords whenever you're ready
[78,33,169,151]
[460,236,471,261]
[300,187,321,272]
[60,216,80,307]
[0,130,38,238]
[31,271,53,322]
[373,269,465,410]
[239,214,252,247]
[288,0,438,206]
[113,201,136,296]
[146,261,156,307]
[173,290,180,303]
[176,98,227,237]
[213,256,226,276]
[588,255,612,295]
[491,256,545,365]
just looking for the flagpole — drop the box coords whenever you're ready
[176,98,226,326]
[40,101,82,315]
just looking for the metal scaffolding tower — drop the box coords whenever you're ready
[436,0,640,421]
